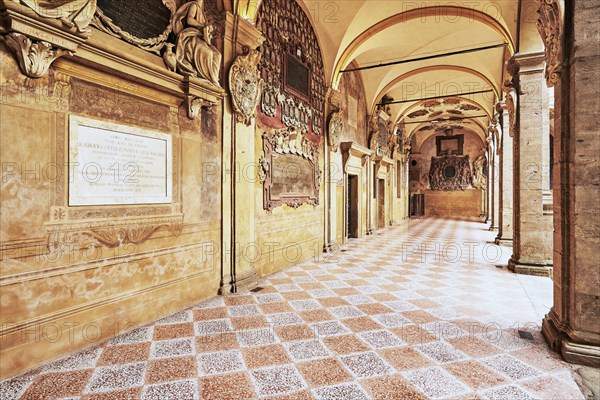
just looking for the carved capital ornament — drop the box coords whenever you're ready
[229,47,263,126]
[503,85,518,138]
[535,0,563,87]
[327,111,343,151]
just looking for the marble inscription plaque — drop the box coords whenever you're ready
[97,0,171,40]
[69,116,172,206]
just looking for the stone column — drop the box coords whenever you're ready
[507,52,553,276]
[542,0,600,367]
[495,105,514,245]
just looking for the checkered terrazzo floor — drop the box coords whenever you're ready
[1,218,586,399]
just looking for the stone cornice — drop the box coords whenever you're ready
[511,52,546,75]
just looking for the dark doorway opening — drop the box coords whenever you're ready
[347,174,359,238]
[378,179,386,228]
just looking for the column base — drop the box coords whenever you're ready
[495,237,513,246]
[218,269,258,295]
[323,242,340,253]
[543,312,600,368]
[508,257,553,277]
[488,226,499,232]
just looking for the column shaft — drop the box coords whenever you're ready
[508,52,553,276]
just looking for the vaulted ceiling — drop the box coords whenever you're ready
[293,0,545,143]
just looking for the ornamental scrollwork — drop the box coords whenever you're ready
[2,32,72,78]
[429,155,472,191]
[257,156,269,184]
[46,215,184,251]
[185,94,214,120]
[535,0,563,87]
[229,46,263,126]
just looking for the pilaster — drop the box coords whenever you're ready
[219,14,264,294]
[541,0,600,367]
[507,51,553,277]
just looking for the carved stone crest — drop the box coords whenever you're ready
[327,111,343,151]
[535,0,563,87]
[229,47,262,125]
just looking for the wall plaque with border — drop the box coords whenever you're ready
[69,116,172,206]
[259,129,320,211]
[436,134,464,156]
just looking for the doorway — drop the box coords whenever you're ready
[378,178,386,228]
[347,174,359,238]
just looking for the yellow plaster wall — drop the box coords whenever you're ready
[0,45,222,380]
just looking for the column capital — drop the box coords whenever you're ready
[509,52,546,75]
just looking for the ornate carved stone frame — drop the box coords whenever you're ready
[259,129,320,212]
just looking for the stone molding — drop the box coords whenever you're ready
[340,141,371,173]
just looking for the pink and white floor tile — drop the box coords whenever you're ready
[1,218,587,399]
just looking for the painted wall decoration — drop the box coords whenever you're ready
[256,0,326,137]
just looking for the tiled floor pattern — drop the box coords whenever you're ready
[1,218,586,399]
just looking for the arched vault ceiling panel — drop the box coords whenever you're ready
[396,95,492,143]
[352,16,506,64]
[362,47,505,110]
[394,94,493,123]
[300,1,517,84]
[371,69,499,121]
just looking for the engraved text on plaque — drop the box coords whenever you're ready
[69,116,173,206]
